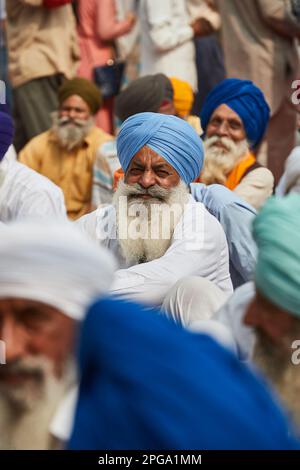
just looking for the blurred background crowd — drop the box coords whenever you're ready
[1,0,300,452]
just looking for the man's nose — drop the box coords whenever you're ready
[139,170,156,189]
[1,318,29,363]
[215,121,230,138]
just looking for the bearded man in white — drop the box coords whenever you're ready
[199,78,274,210]
[0,220,115,449]
[77,113,233,330]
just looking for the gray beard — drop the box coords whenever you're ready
[113,180,189,265]
[201,136,250,185]
[253,330,300,431]
[0,356,76,450]
[51,112,94,151]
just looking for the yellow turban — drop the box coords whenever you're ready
[170,77,194,118]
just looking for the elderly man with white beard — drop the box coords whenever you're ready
[0,220,115,450]
[198,78,274,210]
[77,112,233,328]
[19,78,113,220]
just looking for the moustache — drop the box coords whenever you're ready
[126,183,170,202]
[0,359,46,384]
[58,116,87,128]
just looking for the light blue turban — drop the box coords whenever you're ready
[201,78,270,149]
[253,195,300,317]
[116,112,204,184]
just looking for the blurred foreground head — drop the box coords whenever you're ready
[69,298,299,450]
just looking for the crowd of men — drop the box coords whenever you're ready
[1,0,300,451]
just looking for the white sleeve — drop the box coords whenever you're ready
[111,204,233,306]
[234,168,274,211]
[18,187,67,219]
[144,0,194,52]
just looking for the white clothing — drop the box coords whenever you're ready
[162,276,229,325]
[0,154,67,222]
[276,146,300,196]
[161,276,236,351]
[50,387,78,444]
[214,281,256,361]
[234,167,274,211]
[76,196,233,306]
[139,0,197,91]
[4,145,17,162]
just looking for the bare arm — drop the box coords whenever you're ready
[97,0,135,42]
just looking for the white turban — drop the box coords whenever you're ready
[0,220,116,320]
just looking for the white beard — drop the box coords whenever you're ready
[253,330,300,431]
[201,136,250,185]
[0,356,76,450]
[113,180,189,265]
[51,112,94,151]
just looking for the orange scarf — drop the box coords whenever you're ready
[225,153,256,191]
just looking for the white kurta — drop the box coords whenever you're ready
[139,0,197,91]
[0,153,66,222]
[76,195,233,306]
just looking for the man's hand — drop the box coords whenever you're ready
[192,18,214,37]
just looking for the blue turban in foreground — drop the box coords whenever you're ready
[201,78,270,148]
[69,298,299,450]
[0,110,14,161]
[254,194,300,317]
[116,112,204,184]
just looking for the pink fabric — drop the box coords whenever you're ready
[77,0,133,133]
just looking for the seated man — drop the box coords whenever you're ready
[199,78,274,210]
[19,78,113,220]
[212,195,300,430]
[92,73,202,206]
[0,220,115,450]
[0,109,66,222]
[77,112,232,311]
[244,194,300,430]
[93,74,176,206]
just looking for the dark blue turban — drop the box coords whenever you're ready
[116,112,204,184]
[69,298,299,450]
[0,109,14,161]
[201,78,270,148]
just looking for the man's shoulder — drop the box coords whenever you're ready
[8,160,63,196]
[21,129,54,151]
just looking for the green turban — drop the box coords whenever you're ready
[253,194,300,317]
[58,78,102,115]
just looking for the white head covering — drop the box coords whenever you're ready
[0,220,116,320]
[276,147,300,196]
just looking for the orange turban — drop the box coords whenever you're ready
[170,77,194,118]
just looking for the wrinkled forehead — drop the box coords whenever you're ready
[129,146,175,170]
[209,103,244,126]
[0,297,71,323]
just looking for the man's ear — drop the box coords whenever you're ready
[260,309,294,345]
[245,292,295,345]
